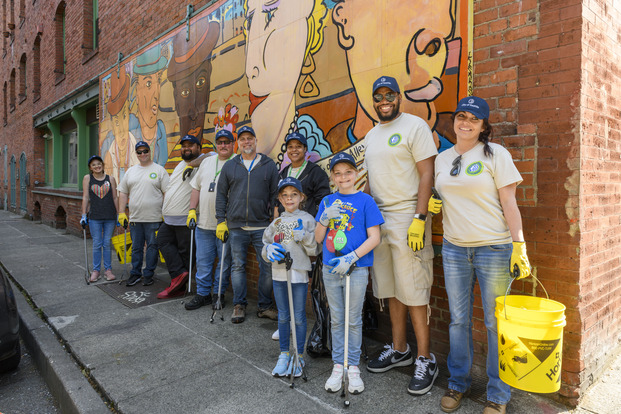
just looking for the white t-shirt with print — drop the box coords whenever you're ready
[117,162,169,222]
[435,142,522,247]
[190,154,232,230]
[364,113,438,212]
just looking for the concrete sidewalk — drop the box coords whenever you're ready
[0,210,615,414]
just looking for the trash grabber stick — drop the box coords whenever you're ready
[341,269,351,407]
[211,233,228,323]
[82,226,90,285]
[187,223,196,294]
[118,222,128,285]
[282,252,307,388]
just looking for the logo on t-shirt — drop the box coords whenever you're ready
[465,161,484,176]
[149,172,157,179]
[388,133,402,147]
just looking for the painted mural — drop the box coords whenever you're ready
[99,0,473,186]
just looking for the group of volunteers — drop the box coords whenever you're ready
[80,75,532,414]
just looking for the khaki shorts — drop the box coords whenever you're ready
[371,211,433,306]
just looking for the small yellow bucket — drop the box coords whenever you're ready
[495,277,566,393]
[111,232,132,264]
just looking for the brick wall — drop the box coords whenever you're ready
[578,0,621,400]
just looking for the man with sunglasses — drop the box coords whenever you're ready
[363,76,439,395]
[117,141,170,287]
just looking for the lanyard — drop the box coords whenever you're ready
[288,161,307,179]
[247,154,258,172]
[213,155,233,182]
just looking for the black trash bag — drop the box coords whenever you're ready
[362,291,379,332]
[306,254,332,358]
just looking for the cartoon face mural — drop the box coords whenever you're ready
[168,18,220,142]
[332,0,455,136]
[244,0,327,160]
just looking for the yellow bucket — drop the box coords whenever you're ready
[111,230,166,264]
[495,279,566,393]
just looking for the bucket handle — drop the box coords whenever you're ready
[503,273,549,321]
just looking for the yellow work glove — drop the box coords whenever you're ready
[428,193,442,215]
[182,165,194,181]
[511,241,531,280]
[118,213,128,228]
[407,217,425,252]
[216,221,229,242]
[186,209,197,229]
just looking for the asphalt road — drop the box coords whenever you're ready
[0,338,60,414]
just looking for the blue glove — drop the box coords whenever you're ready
[266,243,286,262]
[292,219,305,242]
[319,201,344,227]
[80,214,88,228]
[328,251,359,275]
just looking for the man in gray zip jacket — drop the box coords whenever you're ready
[215,125,280,323]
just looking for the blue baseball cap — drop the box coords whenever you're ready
[285,131,307,147]
[180,134,201,146]
[454,96,490,120]
[237,125,256,138]
[372,76,400,94]
[329,152,357,171]
[278,177,303,193]
[88,155,103,165]
[135,141,150,150]
[215,129,235,142]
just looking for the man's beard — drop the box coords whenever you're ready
[181,150,197,161]
[241,147,255,155]
[376,100,401,122]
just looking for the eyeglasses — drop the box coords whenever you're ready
[373,92,398,103]
[450,155,462,177]
[216,140,233,146]
[136,149,150,155]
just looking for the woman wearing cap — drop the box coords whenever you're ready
[433,96,531,414]
[80,155,119,282]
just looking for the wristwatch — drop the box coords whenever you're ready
[413,213,427,221]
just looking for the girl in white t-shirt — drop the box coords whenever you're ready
[434,96,531,414]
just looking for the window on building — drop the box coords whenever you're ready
[9,68,15,111]
[2,82,7,125]
[18,0,24,25]
[62,130,78,185]
[33,35,41,101]
[8,1,15,29]
[82,0,98,54]
[18,53,26,102]
[54,2,66,82]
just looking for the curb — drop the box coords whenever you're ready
[11,279,111,414]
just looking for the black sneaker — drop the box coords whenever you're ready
[367,343,414,373]
[185,294,213,310]
[126,274,142,287]
[142,277,154,286]
[212,294,225,310]
[407,354,438,395]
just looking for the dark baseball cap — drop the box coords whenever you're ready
[454,96,490,120]
[215,129,235,142]
[88,155,103,165]
[285,131,307,147]
[329,152,357,171]
[278,177,303,193]
[180,134,201,146]
[135,141,150,150]
[372,76,400,94]
[237,125,256,138]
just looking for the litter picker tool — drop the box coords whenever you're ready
[279,252,308,388]
[81,221,90,285]
[118,219,129,285]
[210,231,228,323]
[187,217,197,294]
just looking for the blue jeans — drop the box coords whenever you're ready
[195,228,231,296]
[442,239,512,405]
[229,228,273,309]
[273,280,308,353]
[323,265,368,366]
[129,222,161,278]
[89,219,116,271]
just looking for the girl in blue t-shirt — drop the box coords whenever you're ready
[315,152,383,396]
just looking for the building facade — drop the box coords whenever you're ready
[1,0,620,406]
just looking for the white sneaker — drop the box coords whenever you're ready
[325,364,344,392]
[348,365,364,394]
[271,329,279,341]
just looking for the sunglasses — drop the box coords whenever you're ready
[450,155,462,177]
[373,92,398,103]
[216,140,233,146]
[136,149,150,155]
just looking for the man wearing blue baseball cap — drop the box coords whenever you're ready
[156,134,203,298]
[215,125,280,323]
[183,129,236,310]
[117,141,170,286]
[363,76,440,395]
